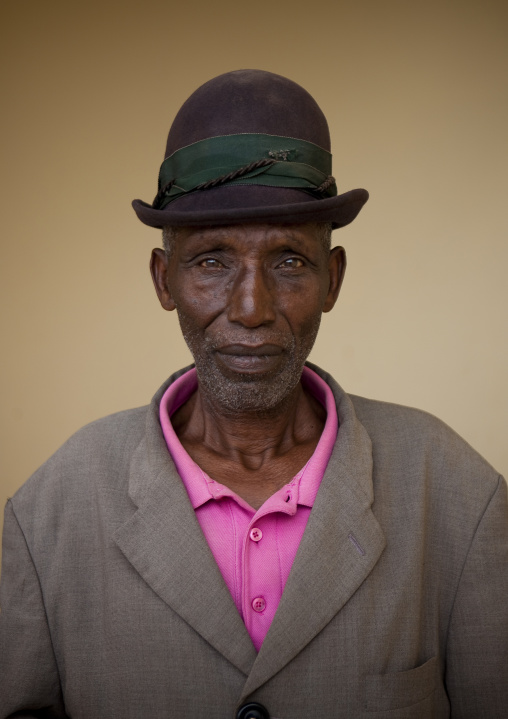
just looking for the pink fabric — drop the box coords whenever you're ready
[159,366,338,651]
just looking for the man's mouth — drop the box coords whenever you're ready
[215,344,284,373]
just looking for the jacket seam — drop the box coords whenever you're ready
[443,474,504,648]
[7,499,66,706]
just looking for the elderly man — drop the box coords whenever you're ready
[0,70,507,719]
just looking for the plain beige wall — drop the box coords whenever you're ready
[1,0,507,555]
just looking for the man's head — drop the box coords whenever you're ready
[150,222,345,414]
[136,69,366,414]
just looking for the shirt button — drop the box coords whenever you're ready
[251,596,266,613]
[249,527,263,542]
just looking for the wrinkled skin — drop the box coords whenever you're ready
[150,222,346,507]
[151,223,345,415]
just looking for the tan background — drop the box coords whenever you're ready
[1,0,507,554]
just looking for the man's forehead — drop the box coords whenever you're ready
[170,222,326,245]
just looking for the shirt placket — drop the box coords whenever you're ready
[241,484,299,650]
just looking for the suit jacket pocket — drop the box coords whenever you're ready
[364,656,437,712]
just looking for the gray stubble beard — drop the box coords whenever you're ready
[177,314,322,416]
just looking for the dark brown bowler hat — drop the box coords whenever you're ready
[132,70,368,229]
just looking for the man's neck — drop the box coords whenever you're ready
[170,382,326,508]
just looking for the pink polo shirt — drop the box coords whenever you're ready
[159,366,338,651]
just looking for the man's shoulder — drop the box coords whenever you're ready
[8,367,190,521]
[42,403,149,464]
[350,392,454,437]
[311,363,500,482]
[9,404,150,517]
[350,392,474,448]
[348,393,503,499]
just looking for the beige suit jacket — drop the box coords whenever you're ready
[1,364,507,718]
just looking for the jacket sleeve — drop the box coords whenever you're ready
[445,475,508,718]
[0,501,69,719]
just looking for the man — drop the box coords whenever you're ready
[0,70,506,719]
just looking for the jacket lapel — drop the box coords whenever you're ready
[112,375,257,677]
[239,365,386,699]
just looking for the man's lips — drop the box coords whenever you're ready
[215,344,284,372]
[217,344,283,356]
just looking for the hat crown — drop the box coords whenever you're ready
[164,69,331,158]
[132,69,368,229]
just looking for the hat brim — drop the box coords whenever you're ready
[132,185,368,230]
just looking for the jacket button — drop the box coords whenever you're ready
[236,701,270,719]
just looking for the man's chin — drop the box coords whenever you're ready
[195,362,303,414]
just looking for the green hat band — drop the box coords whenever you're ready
[153,133,336,210]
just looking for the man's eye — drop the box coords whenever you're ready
[279,257,304,269]
[199,258,223,268]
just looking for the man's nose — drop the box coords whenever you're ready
[227,267,276,327]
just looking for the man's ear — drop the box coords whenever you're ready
[150,248,176,311]
[323,246,346,313]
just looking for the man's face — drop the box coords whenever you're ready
[151,223,345,414]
